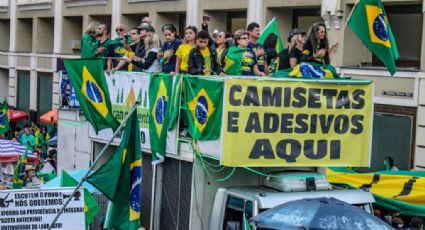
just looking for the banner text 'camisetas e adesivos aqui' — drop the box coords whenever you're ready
[221,78,373,167]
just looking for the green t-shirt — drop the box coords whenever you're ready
[21,134,36,152]
[80,34,99,58]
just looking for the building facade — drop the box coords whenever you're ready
[1,0,425,168]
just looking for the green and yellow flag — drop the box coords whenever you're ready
[348,0,399,75]
[168,74,183,131]
[87,111,141,230]
[258,17,284,53]
[149,73,173,164]
[0,100,9,135]
[223,46,245,75]
[183,76,223,140]
[61,170,99,229]
[63,58,119,134]
[13,151,27,189]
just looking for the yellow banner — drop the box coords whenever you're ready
[221,78,373,167]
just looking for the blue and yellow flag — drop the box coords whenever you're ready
[13,150,27,189]
[348,0,399,75]
[0,100,9,135]
[87,111,141,230]
[183,76,224,140]
[149,73,173,164]
[64,58,120,134]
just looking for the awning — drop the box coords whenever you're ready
[40,110,58,124]
[9,109,28,122]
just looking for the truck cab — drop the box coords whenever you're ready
[209,172,375,230]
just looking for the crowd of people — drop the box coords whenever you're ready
[0,123,57,190]
[374,209,424,230]
[80,16,339,76]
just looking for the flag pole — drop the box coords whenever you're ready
[47,102,139,230]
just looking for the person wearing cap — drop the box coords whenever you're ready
[301,22,338,65]
[278,28,306,70]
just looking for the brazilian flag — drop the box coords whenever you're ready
[149,73,173,164]
[168,74,183,131]
[63,58,119,134]
[183,76,223,140]
[348,0,399,75]
[87,111,141,230]
[61,170,99,229]
[0,100,9,135]
[13,150,27,189]
[223,46,245,75]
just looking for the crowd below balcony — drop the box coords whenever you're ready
[80,16,339,77]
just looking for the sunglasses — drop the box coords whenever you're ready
[115,28,124,32]
[238,36,248,40]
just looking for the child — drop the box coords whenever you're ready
[188,30,223,76]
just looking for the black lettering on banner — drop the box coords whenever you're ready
[140,131,145,144]
[310,114,318,133]
[276,139,301,163]
[281,114,294,133]
[227,112,239,132]
[262,87,282,106]
[249,139,274,159]
[352,89,366,109]
[294,114,309,134]
[229,85,242,106]
[292,87,307,108]
[245,113,262,133]
[304,140,328,159]
[243,86,260,106]
[330,140,341,159]
[334,115,350,134]
[283,87,292,107]
[322,89,338,109]
[263,113,279,133]
[319,114,334,134]
[308,88,322,108]
[336,90,351,109]
[351,115,364,134]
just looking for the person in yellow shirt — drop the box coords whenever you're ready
[188,30,224,76]
[175,26,197,74]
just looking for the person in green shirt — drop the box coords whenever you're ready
[80,21,100,58]
[20,127,36,153]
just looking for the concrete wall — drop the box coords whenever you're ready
[57,110,91,173]
[0,68,8,102]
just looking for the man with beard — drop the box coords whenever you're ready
[95,24,112,58]
[247,22,266,75]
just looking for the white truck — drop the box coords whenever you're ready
[209,171,375,230]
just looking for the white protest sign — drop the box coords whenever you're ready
[0,187,85,230]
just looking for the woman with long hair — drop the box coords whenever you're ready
[131,32,161,72]
[158,24,182,74]
[301,22,338,65]
[175,26,197,73]
[81,21,100,58]
[215,31,232,68]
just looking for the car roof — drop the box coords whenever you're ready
[226,186,375,209]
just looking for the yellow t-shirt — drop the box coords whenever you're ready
[200,48,211,75]
[175,44,193,72]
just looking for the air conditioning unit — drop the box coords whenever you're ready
[264,171,332,192]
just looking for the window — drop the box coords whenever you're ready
[227,11,247,35]
[17,71,30,113]
[37,73,53,118]
[222,196,254,230]
[292,8,323,33]
[373,4,422,68]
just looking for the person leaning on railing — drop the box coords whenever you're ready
[188,30,224,76]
